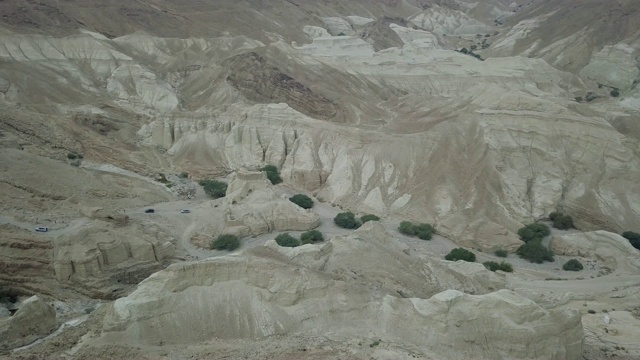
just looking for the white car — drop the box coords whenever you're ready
[35,226,49,232]
[180,209,191,214]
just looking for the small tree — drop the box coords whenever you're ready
[552,214,574,230]
[563,259,583,271]
[300,230,323,244]
[610,89,620,97]
[517,223,551,243]
[275,233,300,247]
[621,231,640,250]
[212,234,240,251]
[199,180,228,199]
[334,212,360,229]
[445,248,476,262]
[494,249,508,258]
[360,214,380,223]
[516,240,554,263]
[289,194,314,209]
[261,165,282,185]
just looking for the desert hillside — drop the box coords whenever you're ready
[1,0,640,359]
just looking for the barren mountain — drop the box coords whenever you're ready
[1,0,640,359]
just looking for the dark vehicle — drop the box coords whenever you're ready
[145,209,155,214]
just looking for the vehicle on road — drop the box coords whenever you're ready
[35,226,49,232]
[180,209,191,214]
[145,209,155,213]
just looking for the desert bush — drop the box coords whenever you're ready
[610,89,620,97]
[399,221,417,235]
[621,231,640,250]
[563,259,584,271]
[199,180,227,199]
[300,230,323,244]
[360,214,380,223]
[212,234,240,251]
[517,223,551,243]
[67,153,78,160]
[334,212,360,229]
[483,261,513,272]
[179,172,189,178]
[289,194,314,209]
[398,221,434,240]
[550,212,574,230]
[261,165,282,185]
[275,233,300,247]
[516,240,554,263]
[494,249,508,257]
[445,248,476,262]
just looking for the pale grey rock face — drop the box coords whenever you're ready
[550,231,640,272]
[580,44,640,92]
[0,296,56,349]
[100,223,581,360]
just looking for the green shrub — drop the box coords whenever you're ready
[563,259,584,271]
[275,233,300,247]
[199,180,228,199]
[212,234,240,251]
[551,213,574,230]
[289,194,314,209]
[494,249,508,258]
[414,223,434,240]
[261,165,282,185]
[483,261,513,272]
[549,212,563,221]
[300,230,324,244]
[445,248,476,262]
[360,214,380,223]
[399,221,416,235]
[334,212,360,229]
[621,231,640,250]
[398,222,434,240]
[517,223,551,243]
[516,240,554,263]
[610,89,620,97]
[67,153,78,160]
[179,172,189,178]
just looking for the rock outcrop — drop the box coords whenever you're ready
[0,296,56,350]
[99,223,582,359]
[219,171,320,237]
[549,231,640,273]
[53,219,175,297]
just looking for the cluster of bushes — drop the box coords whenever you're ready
[516,223,554,263]
[622,231,640,251]
[398,221,434,240]
[261,165,282,185]
[211,234,240,251]
[199,179,228,199]
[333,213,380,229]
[275,230,325,248]
[562,259,583,271]
[455,47,484,61]
[445,248,476,262]
[483,261,513,272]
[67,152,84,167]
[289,194,314,209]
[549,212,574,230]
